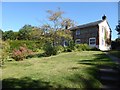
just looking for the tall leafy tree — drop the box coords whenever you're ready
[29,27,44,40]
[115,20,120,38]
[18,25,34,40]
[2,30,16,40]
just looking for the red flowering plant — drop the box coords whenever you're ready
[12,46,33,61]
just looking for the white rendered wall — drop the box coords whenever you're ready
[98,20,111,51]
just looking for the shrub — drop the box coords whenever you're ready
[82,44,91,51]
[12,46,33,61]
[63,41,75,52]
[1,40,10,66]
[64,47,72,52]
[55,45,64,53]
[43,43,57,56]
[68,40,75,50]
[75,44,83,51]
[75,44,90,51]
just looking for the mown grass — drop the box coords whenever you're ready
[2,51,116,89]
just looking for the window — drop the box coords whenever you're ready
[89,38,96,46]
[102,26,104,33]
[76,30,80,35]
[75,39,81,44]
[63,40,68,47]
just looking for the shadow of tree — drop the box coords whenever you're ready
[2,77,62,89]
[78,53,115,67]
[66,52,117,89]
[67,73,101,89]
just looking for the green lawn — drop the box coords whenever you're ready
[2,51,116,89]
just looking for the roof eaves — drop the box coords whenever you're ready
[69,20,103,31]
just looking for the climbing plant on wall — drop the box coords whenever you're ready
[104,27,111,46]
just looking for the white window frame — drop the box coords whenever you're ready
[75,39,81,44]
[63,40,67,47]
[76,30,80,35]
[89,38,96,46]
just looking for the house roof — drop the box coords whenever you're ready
[69,20,103,30]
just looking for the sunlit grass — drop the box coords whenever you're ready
[2,51,116,88]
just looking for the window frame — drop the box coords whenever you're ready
[75,39,81,44]
[76,30,80,35]
[89,38,96,46]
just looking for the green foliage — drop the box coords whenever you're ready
[0,29,3,39]
[18,25,34,40]
[68,40,75,50]
[1,40,10,66]
[43,43,64,56]
[44,29,72,47]
[8,40,44,52]
[63,41,75,52]
[75,44,91,51]
[115,20,120,35]
[55,45,64,53]
[43,43,57,56]
[111,38,120,50]
[64,47,72,52]
[2,30,18,41]
[12,46,33,61]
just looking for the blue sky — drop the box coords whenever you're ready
[2,2,118,40]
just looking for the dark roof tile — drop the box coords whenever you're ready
[70,20,103,30]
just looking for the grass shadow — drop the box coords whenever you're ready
[78,53,116,68]
[66,72,101,89]
[2,77,63,89]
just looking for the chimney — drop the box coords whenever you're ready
[102,15,107,20]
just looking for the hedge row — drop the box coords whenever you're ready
[7,40,45,52]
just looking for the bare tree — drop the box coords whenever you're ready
[47,8,64,31]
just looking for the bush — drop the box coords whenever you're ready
[63,41,75,52]
[75,44,90,51]
[1,40,10,66]
[8,40,44,52]
[55,45,64,53]
[68,40,75,50]
[12,46,33,61]
[64,47,72,52]
[43,43,57,56]
[82,44,91,51]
